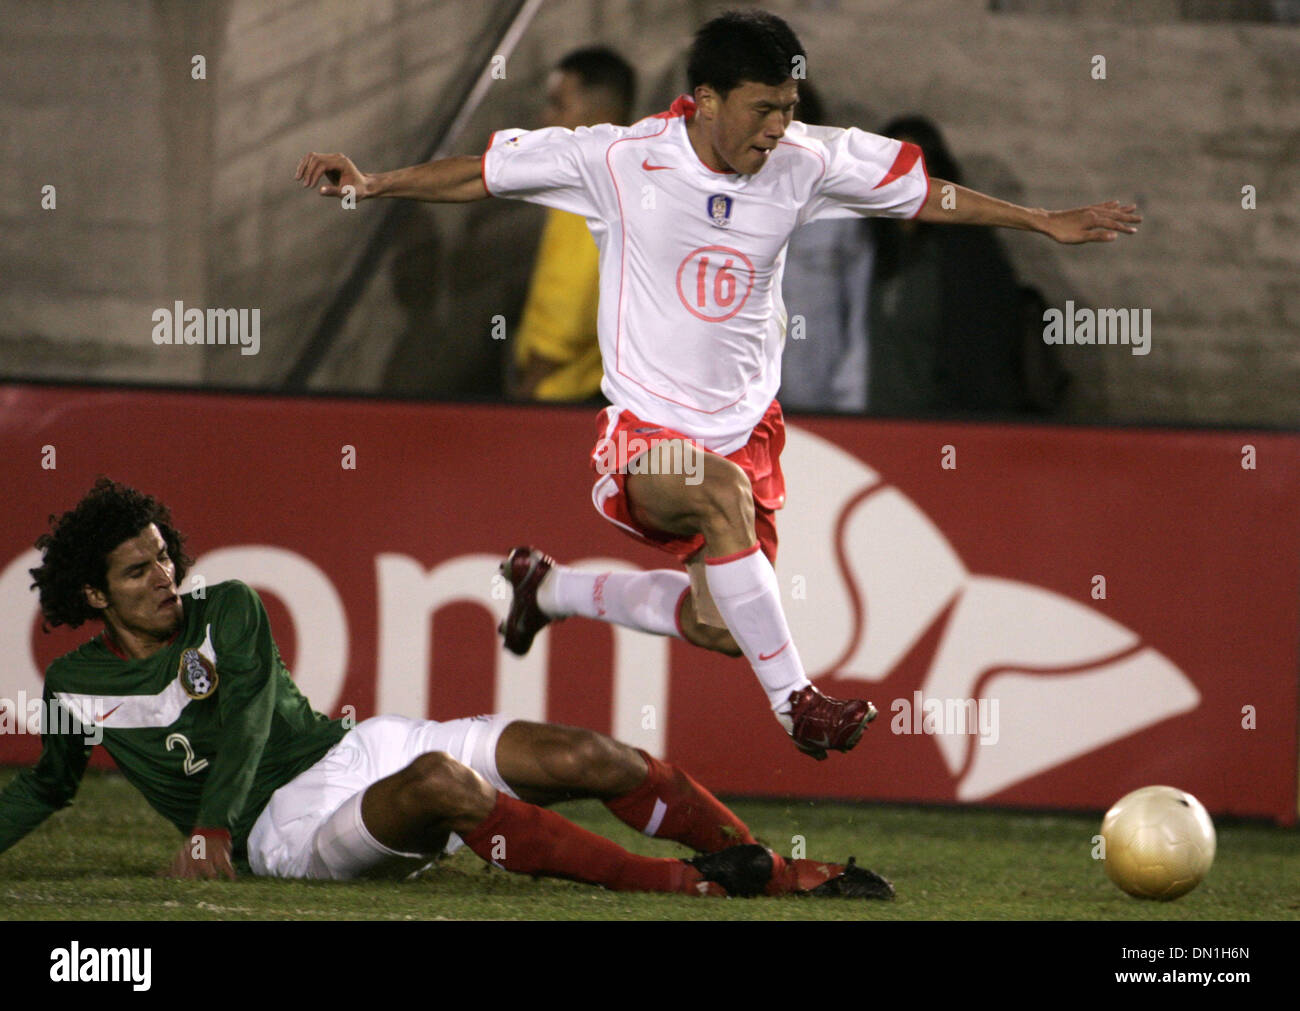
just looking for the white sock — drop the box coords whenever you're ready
[704,546,811,712]
[539,566,688,639]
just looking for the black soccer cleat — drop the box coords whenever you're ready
[687,844,775,898]
[806,857,895,900]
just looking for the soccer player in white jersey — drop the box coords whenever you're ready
[296,10,1139,759]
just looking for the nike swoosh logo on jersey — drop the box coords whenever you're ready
[100,703,124,722]
[641,159,673,171]
[758,640,791,662]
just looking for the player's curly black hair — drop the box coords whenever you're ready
[29,478,192,630]
[687,9,806,97]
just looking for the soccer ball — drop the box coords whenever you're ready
[1100,785,1215,900]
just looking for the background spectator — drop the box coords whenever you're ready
[508,46,637,403]
[867,116,1063,415]
[778,82,875,413]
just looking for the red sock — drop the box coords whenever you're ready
[461,792,710,894]
[605,751,756,853]
[764,853,844,896]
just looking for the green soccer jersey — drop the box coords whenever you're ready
[0,580,348,857]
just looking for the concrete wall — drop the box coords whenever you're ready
[0,0,1295,424]
[778,0,1300,424]
[2,1,197,383]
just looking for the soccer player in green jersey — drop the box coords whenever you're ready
[0,479,891,898]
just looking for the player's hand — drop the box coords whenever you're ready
[295,151,372,200]
[1042,201,1141,244]
[159,829,236,881]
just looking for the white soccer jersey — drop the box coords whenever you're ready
[483,95,929,454]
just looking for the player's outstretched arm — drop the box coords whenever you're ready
[295,152,488,203]
[916,178,1140,244]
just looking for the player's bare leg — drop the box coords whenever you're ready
[357,751,494,855]
[492,720,754,852]
[312,750,762,895]
[676,588,741,656]
[497,444,877,758]
[621,442,878,759]
[490,720,655,805]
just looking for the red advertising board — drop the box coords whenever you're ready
[1,385,1297,823]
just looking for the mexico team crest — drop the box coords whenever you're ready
[707,194,733,227]
[179,648,217,699]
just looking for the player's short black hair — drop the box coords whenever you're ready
[30,478,192,630]
[687,9,806,97]
[557,45,637,122]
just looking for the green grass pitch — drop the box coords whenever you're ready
[1,769,1295,921]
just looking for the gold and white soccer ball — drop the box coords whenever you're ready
[1101,785,1216,900]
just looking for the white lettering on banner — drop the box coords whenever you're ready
[375,553,667,755]
[376,553,545,719]
[3,546,668,759]
[0,548,45,710]
[773,427,1199,801]
[0,424,1206,800]
[185,547,348,715]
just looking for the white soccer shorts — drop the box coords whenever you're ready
[247,713,517,879]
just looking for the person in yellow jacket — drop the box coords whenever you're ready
[510,47,637,403]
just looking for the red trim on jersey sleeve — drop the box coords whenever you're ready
[907,146,931,220]
[873,140,922,191]
[705,543,761,566]
[481,132,496,197]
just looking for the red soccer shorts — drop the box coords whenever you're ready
[588,399,787,564]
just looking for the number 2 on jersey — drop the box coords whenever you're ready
[166,733,209,776]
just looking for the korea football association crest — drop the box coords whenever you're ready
[179,648,218,700]
[707,193,734,228]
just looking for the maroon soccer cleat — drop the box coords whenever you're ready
[498,546,560,656]
[783,685,877,761]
